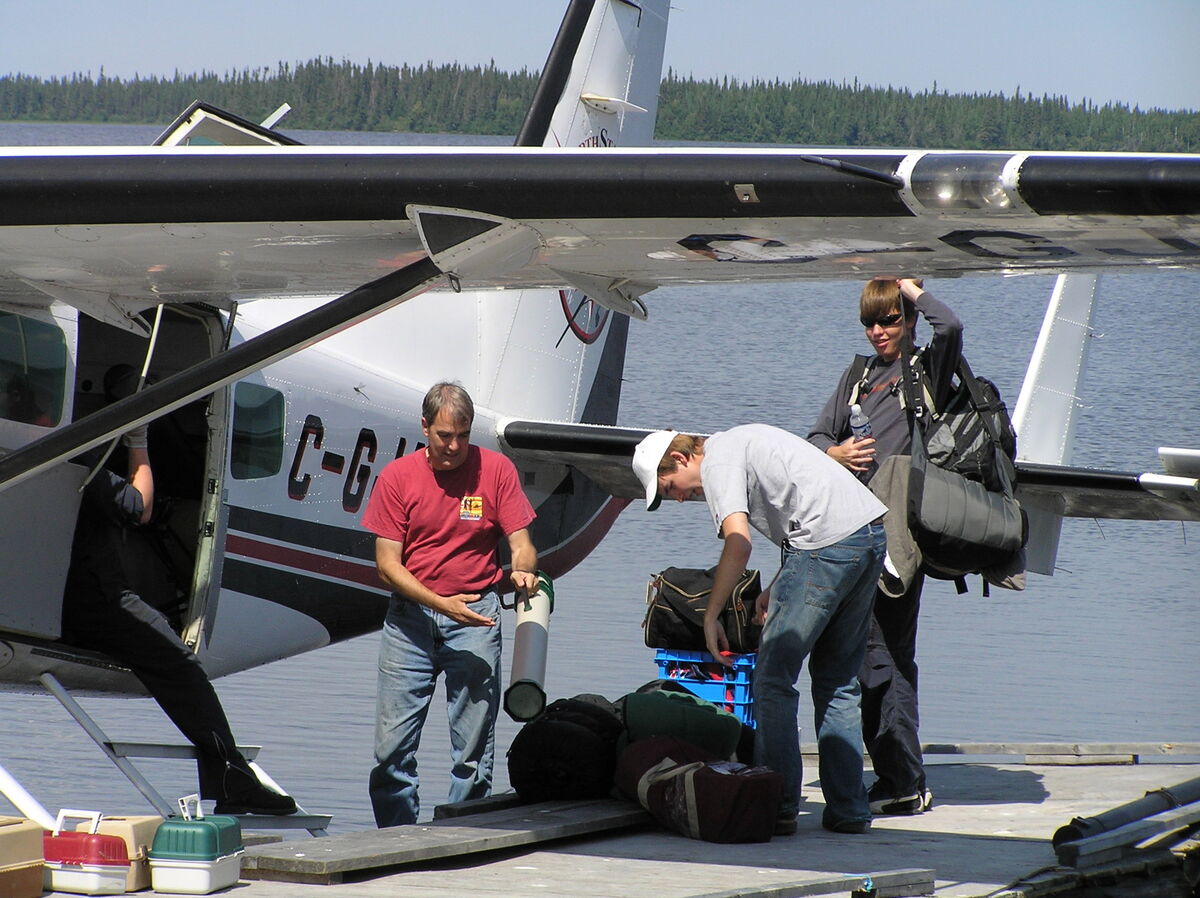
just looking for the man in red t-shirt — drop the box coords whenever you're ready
[361,382,537,827]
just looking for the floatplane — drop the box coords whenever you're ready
[0,0,1196,829]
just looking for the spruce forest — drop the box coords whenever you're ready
[2,59,1197,152]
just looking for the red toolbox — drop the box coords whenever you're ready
[43,809,130,895]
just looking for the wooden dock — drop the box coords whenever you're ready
[44,746,1200,897]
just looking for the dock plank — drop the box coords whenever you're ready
[241,798,652,883]
[692,868,935,898]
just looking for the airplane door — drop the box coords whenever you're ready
[154,100,298,147]
[0,464,85,638]
[0,305,79,638]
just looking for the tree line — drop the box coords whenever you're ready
[2,59,1197,152]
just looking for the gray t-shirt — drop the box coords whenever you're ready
[806,290,963,484]
[701,424,888,551]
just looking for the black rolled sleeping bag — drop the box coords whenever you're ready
[506,695,625,802]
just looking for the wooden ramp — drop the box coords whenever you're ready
[241,798,654,884]
[241,795,933,896]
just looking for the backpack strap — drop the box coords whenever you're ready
[897,322,925,434]
[847,354,871,407]
[950,576,991,596]
[907,346,933,417]
[851,350,926,413]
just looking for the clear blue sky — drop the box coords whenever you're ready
[3,0,1197,112]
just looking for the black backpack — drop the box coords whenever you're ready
[920,357,1018,494]
[507,695,625,802]
[850,351,1018,493]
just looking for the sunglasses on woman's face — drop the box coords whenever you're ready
[861,312,904,328]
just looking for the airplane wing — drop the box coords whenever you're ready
[2,144,1199,495]
[1016,460,1200,521]
[3,146,1200,323]
[498,419,1200,523]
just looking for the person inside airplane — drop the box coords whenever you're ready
[104,363,206,502]
[632,426,887,836]
[97,364,192,625]
[806,277,963,818]
[60,389,297,816]
[361,381,538,827]
[4,373,52,426]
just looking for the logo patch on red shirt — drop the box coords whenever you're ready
[460,496,483,521]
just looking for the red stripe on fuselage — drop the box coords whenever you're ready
[225,533,381,587]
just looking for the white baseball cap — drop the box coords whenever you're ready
[632,430,676,512]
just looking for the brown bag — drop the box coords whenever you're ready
[642,566,762,654]
[615,735,782,843]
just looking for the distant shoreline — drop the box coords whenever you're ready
[4,62,1196,151]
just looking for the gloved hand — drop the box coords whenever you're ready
[121,423,149,450]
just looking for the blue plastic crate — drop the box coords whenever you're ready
[653,648,756,727]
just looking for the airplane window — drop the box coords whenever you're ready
[231,382,285,479]
[0,312,67,427]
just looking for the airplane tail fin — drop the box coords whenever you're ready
[1011,275,1199,574]
[516,0,667,149]
[1012,273,1101,574]
[1012,273,1100,469]
[467,0,669,426]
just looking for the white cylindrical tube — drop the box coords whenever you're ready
[504,574,553,721]
[0,761,55,830]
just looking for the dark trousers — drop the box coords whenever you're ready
[61,589,257,800]
[859,572,925,797]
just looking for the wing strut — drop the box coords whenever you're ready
[0,258,443,494]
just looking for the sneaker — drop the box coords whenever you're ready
[824,818,871,834]
[869,786,934,816]
[773,813,798,836]
[214,782,298,816]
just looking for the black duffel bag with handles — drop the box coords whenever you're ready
[899,341,1027,589]
[643,566,762,654]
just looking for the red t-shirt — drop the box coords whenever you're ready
[361,445,535,595]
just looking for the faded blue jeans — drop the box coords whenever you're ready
[370,591,502,827]
[753,521,885,830]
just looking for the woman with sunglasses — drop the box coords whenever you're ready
[806,277,962,819]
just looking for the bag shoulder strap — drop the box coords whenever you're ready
[848,354,872,406]
[911,346,935,415]
[955,358,1001,441]
[897,321,927,453]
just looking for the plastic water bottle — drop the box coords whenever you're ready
[849,404,872,439]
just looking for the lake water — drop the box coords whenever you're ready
[0,122,1196,833]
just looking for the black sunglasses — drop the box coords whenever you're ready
[860,312,904,328]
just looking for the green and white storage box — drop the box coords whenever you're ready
[148,797,243,894]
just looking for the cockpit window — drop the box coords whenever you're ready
[0,312,67,427]
[231,382,285,479]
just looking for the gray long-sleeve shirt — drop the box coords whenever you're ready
[806,291,963,483]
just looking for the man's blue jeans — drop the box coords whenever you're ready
[370,591,502,827]
[753,521,885,829]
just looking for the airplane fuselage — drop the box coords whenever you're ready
[0,284,629,695]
